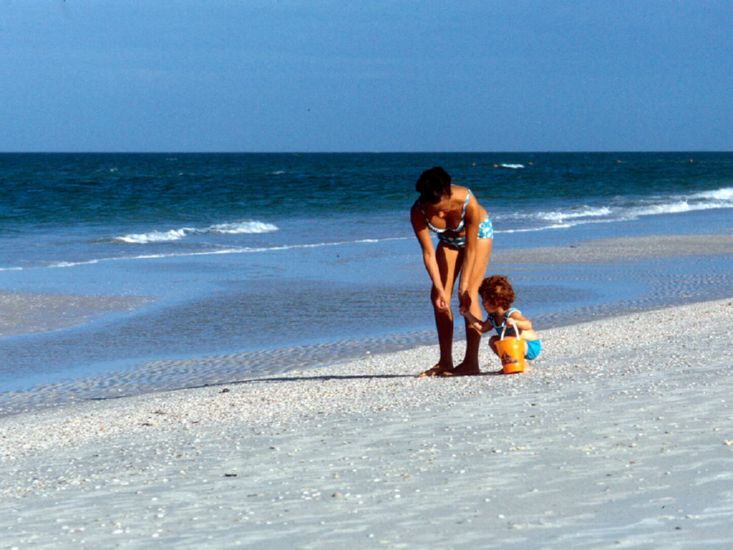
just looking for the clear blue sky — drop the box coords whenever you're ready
[1,1,731,152]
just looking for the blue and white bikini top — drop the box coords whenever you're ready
[418,189,472,234]
[489,308,520,335]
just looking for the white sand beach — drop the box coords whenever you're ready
[1,298,732,548]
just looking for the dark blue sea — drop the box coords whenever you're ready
[1,153,732,412]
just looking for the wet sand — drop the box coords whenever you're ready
[1,298,732,547]
[0,291,146,337]
[3,232,733,414]
[491,234,733,264]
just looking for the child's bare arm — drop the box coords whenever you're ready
[461,308,490,333]
[507,311,533,331]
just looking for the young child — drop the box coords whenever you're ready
[461,275,541,363]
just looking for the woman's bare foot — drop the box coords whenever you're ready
[418,363,454,378]
[440,362,481,377]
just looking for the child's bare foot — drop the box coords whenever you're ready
[440,362,481,377]
[418,363,454,378]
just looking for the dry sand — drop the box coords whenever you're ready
[1,298,732,548]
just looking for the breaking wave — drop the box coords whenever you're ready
[114,221,279,244]
[499,186,733,233]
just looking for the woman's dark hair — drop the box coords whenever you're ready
[416,166,452,204]
[479,275,515,309]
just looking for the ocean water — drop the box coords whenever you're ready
[1,153,732,408]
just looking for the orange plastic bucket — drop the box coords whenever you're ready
[496,321,526,374]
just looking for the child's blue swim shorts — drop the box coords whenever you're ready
[525,339,541,360]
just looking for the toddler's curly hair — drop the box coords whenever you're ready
[479,275,515,309]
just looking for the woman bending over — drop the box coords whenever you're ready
[410,166,494,377]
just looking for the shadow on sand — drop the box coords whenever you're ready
[216,368,505,388]
[86,370,505,402]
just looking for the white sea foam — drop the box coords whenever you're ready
[626,186,733,218]
[44,237,407,269]
[50,260,101,268]
[496,206,614,233]
[116,229,193,244]
[498,224,572,234]
[498,163,524,169]
[114,220,279,244]
[207,221,279,234]
[691,187,733,201]
[500,186,733,233]
[628,200,730,217]
[534,206,613,223]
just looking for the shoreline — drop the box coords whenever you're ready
[2,231,733,413]
[1,297,732,546]
[1,283,732,418]
[3,295,732,453]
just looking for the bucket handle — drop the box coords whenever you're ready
[500,319,519,341]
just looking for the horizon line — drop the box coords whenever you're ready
[0,149,731,155]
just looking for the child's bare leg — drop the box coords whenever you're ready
[488,335,500,356]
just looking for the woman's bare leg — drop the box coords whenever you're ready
[452,238,493,375]
[419,243,461,377]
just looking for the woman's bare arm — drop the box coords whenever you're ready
[411,205,448,310]
[458,191,481,297]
